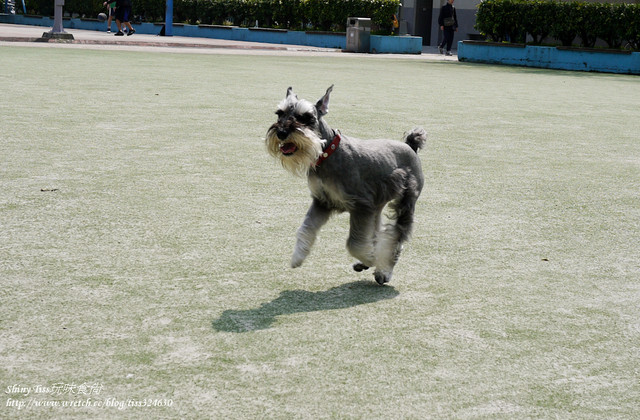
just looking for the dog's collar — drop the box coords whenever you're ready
[315,132,341,167]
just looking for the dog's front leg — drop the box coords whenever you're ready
[291,199,332,268]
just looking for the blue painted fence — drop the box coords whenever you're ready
[458,41,640,75]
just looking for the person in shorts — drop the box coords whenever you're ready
[106,1,116,33]
[103,0,136,36]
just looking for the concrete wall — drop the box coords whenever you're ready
[402,0,481,48]
[431,0,480,49]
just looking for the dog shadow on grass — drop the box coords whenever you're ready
[212,280,399,333]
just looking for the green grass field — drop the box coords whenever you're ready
[1,45,639,419]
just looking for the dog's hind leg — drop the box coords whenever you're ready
[291,199,332,268]
[373,225,403,284]
[374,179,420,284]
[347,208,381,271]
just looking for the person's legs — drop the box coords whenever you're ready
[121,7,135,35]
[114,18,123,35]
[125,21,135,35]
[445,28,454,52]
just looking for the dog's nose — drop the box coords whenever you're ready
[277,129,288,140]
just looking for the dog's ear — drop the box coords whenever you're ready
[286,87,296,98]
[316,85,334,117]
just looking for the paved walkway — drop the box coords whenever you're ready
[0,23,457,60]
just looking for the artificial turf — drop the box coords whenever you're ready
[1,45,639,418]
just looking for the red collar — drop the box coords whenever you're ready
[315,133,341,166]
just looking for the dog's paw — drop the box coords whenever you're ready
[352,262,370,272]
[374,270,392,285]
[291,253,305,268]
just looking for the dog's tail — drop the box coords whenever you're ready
[404,127,427,153]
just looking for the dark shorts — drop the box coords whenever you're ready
[115,6,131,23]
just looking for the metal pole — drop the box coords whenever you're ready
[40,0,74,40]
[164,0,173,36]
[51,0,64,33]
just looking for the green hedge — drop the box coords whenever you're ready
[175,0,400,32]
[23,0,105,18]
[475,0,640,50]
[21,0,400,33]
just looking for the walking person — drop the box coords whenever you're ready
[438,0,458,56]
[103,0,136,36]
[105,0,116,33]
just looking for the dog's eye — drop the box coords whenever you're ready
[297,113,315,124]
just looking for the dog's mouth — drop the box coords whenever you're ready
[280,142,297,156]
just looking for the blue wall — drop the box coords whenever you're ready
[0,14,423,54]
[458,41,640,75]
[371,35,422,55]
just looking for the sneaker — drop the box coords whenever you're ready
[445,51,452,56]
[438,46,443,54]
[114,31,124,36]
[127,28,136,36]
[107,29,111,33]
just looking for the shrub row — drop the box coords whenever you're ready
[475,0,640,50]
[173,0,400,32]
[23,0,400,33]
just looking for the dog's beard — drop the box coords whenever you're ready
[266,127,325,177]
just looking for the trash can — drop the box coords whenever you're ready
[345,17,371,53]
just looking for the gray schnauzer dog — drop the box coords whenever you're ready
[266,85,426,284]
